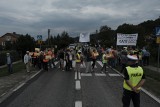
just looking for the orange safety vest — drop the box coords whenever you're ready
[43,55,49,62]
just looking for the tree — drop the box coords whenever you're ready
[97,25,115,48]
[15,34,35,59]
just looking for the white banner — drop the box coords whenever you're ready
[117,33,138,46]
[79,33,90,42]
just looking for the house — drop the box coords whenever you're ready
[0,32,20,46]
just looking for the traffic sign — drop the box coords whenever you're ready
[37,40,43,44]
[155,27,160,36]
[156,37,160,44]
[37,35,42,40]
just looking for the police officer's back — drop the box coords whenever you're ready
[122,55,146,107]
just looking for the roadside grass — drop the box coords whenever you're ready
[0,62,26,77]
[115,65,160,98]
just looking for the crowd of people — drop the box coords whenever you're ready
[23,48,56,72]
[22,45,150,74]
[7,44,148,107]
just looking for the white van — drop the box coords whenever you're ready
[69,44,76,49]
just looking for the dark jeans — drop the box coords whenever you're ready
[7,64,13,74]
[122,89,140,107]
[92,59,96,69]
[101,63,107,71]
[65,61,70,71]
[43,62,48,71]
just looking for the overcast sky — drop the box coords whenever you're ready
[0,0,160,40]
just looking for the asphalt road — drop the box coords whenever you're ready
[0,61,160,107]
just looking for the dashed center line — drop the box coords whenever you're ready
[75,101,82,107]
[78,72,81,80]
[75,80,81,90]
[75,71,77,80]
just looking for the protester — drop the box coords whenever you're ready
[91,49,99,72]
[6,53,13,74]
[24,51,31,73]
[101,51,108,72]
[76,50,82,72]
[37,51,44,69]
[43,52,49,71]
[65,49,70,71]
[120,50,128,73]
[51,48,56,68]
[85,48,92,73]
[58,49,65,71]
[144,49,150,66]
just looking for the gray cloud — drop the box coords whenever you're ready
[0,0,160,40]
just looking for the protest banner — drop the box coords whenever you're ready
[79,33,90,42]
[117,33,138,46]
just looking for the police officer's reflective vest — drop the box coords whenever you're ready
[123,66,143,91]
[76,53,81,63]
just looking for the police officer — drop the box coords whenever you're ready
[122,55,146,107]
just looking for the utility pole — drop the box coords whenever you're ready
[48,29,50,47]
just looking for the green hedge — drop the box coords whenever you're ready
[0,50,21,66]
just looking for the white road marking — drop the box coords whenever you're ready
[80,63,86,68]
[54,61,58,65]
[112,68,124,77]
[97,61,160,104]
[97,61,103,67]
[0,93,6,97]
[78,72,81,80]
[95,73,106,76]
[75,80,81,90]
[81,73,92,76]
[97,61,109,68]
[75,101,82,107]
[13,83,25,92]
[75,71,77,80]
[30,69,42,79]
[112,68,160,104]
[141,88,160,104]
[91,62,97,68]
[108,73,120,77]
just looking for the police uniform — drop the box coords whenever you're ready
[122,55,145,107]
